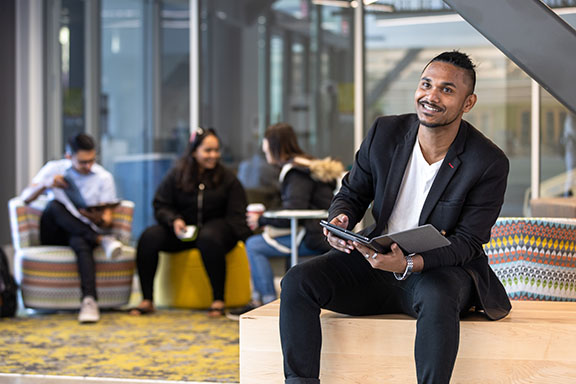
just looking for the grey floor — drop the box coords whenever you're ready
[0,374,232,384]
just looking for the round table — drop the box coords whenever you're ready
[263,209,329,267]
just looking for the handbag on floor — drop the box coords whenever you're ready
[0,247,18,317]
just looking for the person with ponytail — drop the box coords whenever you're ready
[228,123,344,318]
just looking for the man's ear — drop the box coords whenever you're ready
[462,93,477,113]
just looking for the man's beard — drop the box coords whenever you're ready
[418,114,460,128]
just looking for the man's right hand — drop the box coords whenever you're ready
[51,174,69,189]
[323,214,355,253]
[79,208,104,227]
[23,174,69,205]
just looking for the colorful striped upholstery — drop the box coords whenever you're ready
[484,217,576,301]
[8,197,136,309]
[9,201,43,249]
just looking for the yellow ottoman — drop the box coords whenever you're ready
[154,241,251,309]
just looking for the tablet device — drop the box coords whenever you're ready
[320,220,370,244]
[320,220,451,254]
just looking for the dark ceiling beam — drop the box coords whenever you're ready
[444,0,576,115]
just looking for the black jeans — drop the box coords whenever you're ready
[280,249,475,384]
[136,218,239,302]
[40,200,100,300]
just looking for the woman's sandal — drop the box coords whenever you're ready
[128,306,155,316]
[207,306,226,318]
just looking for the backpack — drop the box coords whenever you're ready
[0,247,17,317]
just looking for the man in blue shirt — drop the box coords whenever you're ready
[21,133,122,323]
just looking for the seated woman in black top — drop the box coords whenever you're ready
[130,128,252,317]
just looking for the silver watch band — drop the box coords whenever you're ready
[393,253,414,281]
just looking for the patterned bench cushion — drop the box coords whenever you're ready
[484,217,576,301]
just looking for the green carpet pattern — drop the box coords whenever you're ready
[0,309,239,382]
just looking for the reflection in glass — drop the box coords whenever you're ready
[61,0,86,151]
[562,113,576,197]
[101,0,191,239]
[48,0,576,240]
[365,10,533,216]
[540,87,575,203]
[160,0,190,156]
[199,0,355,172]
[270,35,284,123]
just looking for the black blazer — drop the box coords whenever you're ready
[330,114,511,320]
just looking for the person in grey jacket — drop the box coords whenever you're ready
[130,128,252,318]
[229,123,344,318]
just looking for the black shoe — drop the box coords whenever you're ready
[226,302,260,320]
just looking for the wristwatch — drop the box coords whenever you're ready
[394,253,414,281]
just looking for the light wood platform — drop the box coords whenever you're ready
[239,300,576,383]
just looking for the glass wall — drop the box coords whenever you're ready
[160,0,190,155]
[538,9,576,210]
[100,0,190,238]
[540,92,576,198]
[363,1,576,217]
[198,0,355,169]
[46,0,87,160]
[365,5,532,216]
[41,0,576,238]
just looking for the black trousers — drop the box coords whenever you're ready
[136,218,238,302]
[40,200,100,300]
[280,249,475,384]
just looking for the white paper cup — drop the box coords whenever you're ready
[247,203,266,214]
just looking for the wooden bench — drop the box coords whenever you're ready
[240,300,576,383]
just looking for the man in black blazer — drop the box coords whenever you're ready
[279,51,510,384]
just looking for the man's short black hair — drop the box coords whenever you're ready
[427,50,476,93]
[66,133,95,154]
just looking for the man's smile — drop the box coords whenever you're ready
[419,100,443,113]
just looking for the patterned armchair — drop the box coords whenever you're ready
[8,196,136,309]
[484,217,576,301]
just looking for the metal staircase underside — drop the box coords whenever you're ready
[444,0,576,115]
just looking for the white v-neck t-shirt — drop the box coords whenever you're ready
[386,138,443,235]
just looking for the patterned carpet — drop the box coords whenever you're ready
[0,309,240,382]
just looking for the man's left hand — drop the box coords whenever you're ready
[246,212,261,230]
[353,242,407,273]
